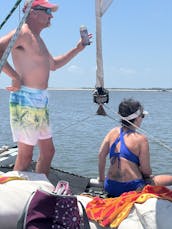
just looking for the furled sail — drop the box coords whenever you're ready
[93,0,113,111]
[95,0,113,88]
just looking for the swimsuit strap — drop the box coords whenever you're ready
[120,127,135,136]
[109,127,140,166]
[120,128,140,165]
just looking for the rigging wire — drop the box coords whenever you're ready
[0,0,22,30]
[54,102,172,154]
[0,0,34,74]
[18,2,21,22]
[57,115,94,132]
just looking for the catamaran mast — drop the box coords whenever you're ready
[95,0,104,88]
[93,0,113,110]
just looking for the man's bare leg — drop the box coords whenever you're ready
[36,138,55,176]
[153,174,172,186]
[13,142,33,171]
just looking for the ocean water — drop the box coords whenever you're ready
[0,89,172,178]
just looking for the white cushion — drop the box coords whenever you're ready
[119,198,172,229]
[0,171,54,229]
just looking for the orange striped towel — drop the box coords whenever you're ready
[0,175,26,184]
[86,185,172,228]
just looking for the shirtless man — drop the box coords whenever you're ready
[0,0,91,175]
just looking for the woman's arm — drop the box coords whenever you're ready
[98,133,111,182]
[139,135,152,177]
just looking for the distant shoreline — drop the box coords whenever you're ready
[0,88,172,92]
[47,88,172,92]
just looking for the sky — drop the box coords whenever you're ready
[0,0,172,89]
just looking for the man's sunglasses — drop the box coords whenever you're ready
[32,7,52,15]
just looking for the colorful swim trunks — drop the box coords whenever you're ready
[9,86,52,145]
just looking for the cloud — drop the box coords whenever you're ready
[110,66,138,76]
[67,65,83,74]
[119,67,137,75]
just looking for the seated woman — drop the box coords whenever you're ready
[98,98,172,197]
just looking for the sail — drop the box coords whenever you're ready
[95,0,113,88]
[100,0,113,16]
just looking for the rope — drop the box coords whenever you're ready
[0,0,34,74]
[103,104,172,153]
[56,104,172,154]
[0,0,23,30]
[54,104,172,153]
[57,115,93,132]
[18,2,21,22]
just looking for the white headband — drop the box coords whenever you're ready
[120,109,148,121]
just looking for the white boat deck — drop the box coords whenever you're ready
[0,147,18,167]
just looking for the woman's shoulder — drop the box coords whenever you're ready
[135,131,148,143]
[107,126,121,138]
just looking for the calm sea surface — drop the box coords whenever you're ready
[0,89,172,178]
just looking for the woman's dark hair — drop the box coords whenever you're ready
[118,98,143,126]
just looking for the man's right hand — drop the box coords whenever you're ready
[6,78,21,92]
